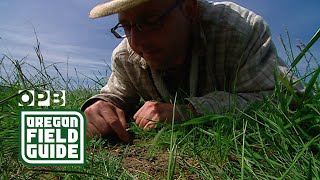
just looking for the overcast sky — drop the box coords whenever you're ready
[1,0,319,80]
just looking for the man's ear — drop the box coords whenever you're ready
[181,0,198,21]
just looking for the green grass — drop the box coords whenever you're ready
[1,29,320,179]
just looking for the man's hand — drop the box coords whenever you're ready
[133,101,193,129]
[84,100,131,143]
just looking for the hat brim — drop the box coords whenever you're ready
[89,0,151,18]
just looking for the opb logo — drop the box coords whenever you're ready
[18,90,65,107]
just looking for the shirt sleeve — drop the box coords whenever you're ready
[81,44,140,114]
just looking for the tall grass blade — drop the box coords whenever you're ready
[180,114,227,126]
[279,134,320,180]
[286,28,320,75]
[167,93,178,180]
[0,91,21,105]
[307,157,312,180]
[304,66,320,98]
[305,104,320,115]
[241,120,248,180]
[276,71,298,98]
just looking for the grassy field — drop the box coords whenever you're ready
[0,29,319,179]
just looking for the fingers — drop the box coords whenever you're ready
[84,100,130,143]
[85,104,111,137]
[115,107,128,130]
[133,101,187,129]
[134,102,144,118]
[136,116,159,128]
[144,120,157,129]
[133,101,162,129]
[86,122,101,138]
[100,105,130,143]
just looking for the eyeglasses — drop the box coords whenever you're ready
[111,0,184,38]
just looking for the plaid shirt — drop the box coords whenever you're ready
[82,1,304,115]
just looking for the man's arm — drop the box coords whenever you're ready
[81,50,140,114]
[82,43,140,140]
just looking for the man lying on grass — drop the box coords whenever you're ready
[81,0,304,143]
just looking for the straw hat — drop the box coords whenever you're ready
[89,0,152,18]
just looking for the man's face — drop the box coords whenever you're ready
[118,0,193,71]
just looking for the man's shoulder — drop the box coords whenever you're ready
[204,1,257,18]
[112,39,136,61]
[111,39,147,69]
[112,38,131,60]
[200,1,267,32]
